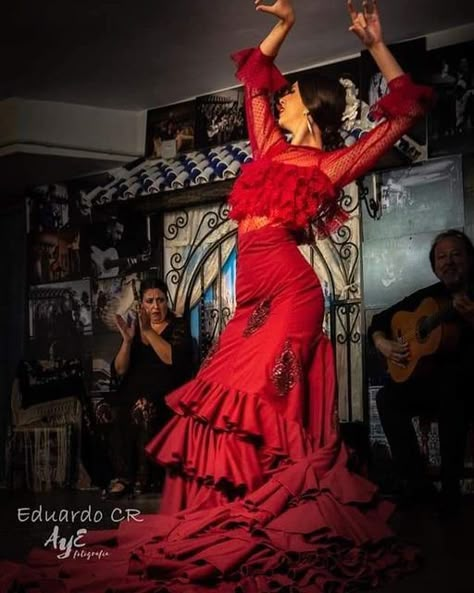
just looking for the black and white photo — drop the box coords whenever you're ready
[88,212,152,280]
[26,184,70,233]
[195,88,247,149]
[92,274,138,335]
[28,279,93,340]
[426,40,474,156]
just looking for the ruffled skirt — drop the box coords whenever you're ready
[2,226,418,593]
[147,224,339,514]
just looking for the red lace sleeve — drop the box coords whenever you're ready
[231,47,288,160]
[319,74,433,188]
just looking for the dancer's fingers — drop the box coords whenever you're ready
[347,0,358,21]
[358,13,368,28]
[363,0,376,14]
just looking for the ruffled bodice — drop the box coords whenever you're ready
[228,47,433,236]
[229,157,346,237]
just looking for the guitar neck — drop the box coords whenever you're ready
[103,256,138,270]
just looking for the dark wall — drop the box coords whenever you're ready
[0,201,26,482]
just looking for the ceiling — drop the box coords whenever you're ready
[1,0,474,197]
[3,0,474,110]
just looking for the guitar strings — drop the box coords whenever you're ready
[392,304,453,342]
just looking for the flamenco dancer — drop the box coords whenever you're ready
[3,1,432,592]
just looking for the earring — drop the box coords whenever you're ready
[304,111,313,136]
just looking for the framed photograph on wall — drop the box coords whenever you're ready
[145,100,196,160]
[28,279,93,340]
[26,184,70,233]
[17,358,88,408]
[195,88,247,149]
[360,37,428,169]
[464,154,474,244]
[66,171,116,220]
[87,209,153,280]
[91,273,139,335]
[426,40,474,156]
[28,228,87,284]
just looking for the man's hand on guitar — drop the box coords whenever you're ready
[115,314,136,344]
[374,334,410,368]
[453,293,474,327]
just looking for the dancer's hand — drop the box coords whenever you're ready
[347,0,383,49]
[255,0,295,26]
[115,314,136,344]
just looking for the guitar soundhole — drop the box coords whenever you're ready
[416,317,429,342]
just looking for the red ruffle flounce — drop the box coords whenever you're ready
[228,158,348,239]
[231,47,288,93]
[370,73,434,121]
[4,453,419,593]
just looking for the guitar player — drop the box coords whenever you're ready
[369,229,474,517]
[90,218,125,279]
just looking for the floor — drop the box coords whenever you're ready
[0,487,473,593]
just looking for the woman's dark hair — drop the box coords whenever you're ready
[139,278,169,301]
[429,229,474,274]
[298,74,346,151]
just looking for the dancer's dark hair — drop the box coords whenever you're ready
[298,73,346,151]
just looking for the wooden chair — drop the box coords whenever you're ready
[7,378,81,491]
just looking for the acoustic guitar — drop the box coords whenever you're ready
[387,296,460,383]
[91,246,151,278]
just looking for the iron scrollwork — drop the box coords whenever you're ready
[335,302,361,346]
[357,177,381,220]
[164,203,232,310]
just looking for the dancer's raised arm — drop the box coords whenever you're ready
[231,1,297,159]
[256,0,295,57]
[320,0,432,188]
[347,0,403,82]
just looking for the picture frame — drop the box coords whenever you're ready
[195,88,247,149]
[145,100,196,159]
[425,40,474,157]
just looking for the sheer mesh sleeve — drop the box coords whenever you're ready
[320,74,433,188]
[231,47,288,160]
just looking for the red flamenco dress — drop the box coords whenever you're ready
[3,49,432,593]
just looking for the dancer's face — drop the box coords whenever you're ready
[142,288,168,324]
[277,82,307,133]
